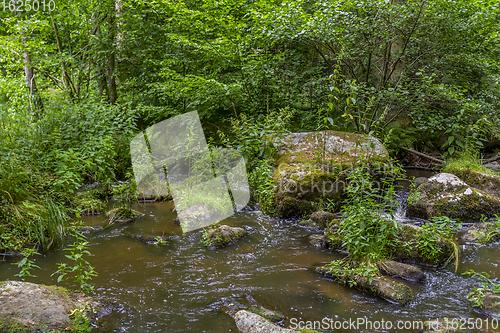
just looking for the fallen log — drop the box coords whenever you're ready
[400,147,444,165]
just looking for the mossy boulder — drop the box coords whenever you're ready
[0,281,102,332]
[468,291,500,319]
[273,131,388,218]
[324,222,456,267]
[387,224,457,268]
[462,222,500,244]
[316,265,415,306]
[322,220,344,251]
[300,211,337,229]
[453,169,500,199]
[407,173,500,221]
[376,260,426,283]
[203,224,246,248]
[309,234,328,248]
[275,194,315,219]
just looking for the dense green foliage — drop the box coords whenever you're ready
[0,0,499,252]
[337,161,404,262]
[52,221,98,294]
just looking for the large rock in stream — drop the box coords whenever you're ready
[316,266,415,306]
[462,222,500,244]
[234,310,301,333]
[0,281,104,332]
[407,173,500,221]
[273,131,388,218]
[203,224,247,248]
[452,169,500,199]
[468,290,500,319]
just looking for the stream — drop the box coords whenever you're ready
[1,169,500,332]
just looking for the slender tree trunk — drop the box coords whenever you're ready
[18,9,44,117]
[92,12,108,99]
[51,15,75,102]
[107,1,118,104]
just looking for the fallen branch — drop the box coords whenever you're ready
[482,154,500,165]
[400,147,444,165]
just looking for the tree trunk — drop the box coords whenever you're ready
[18,9,44,117]
[91,13,108,99]
[51,15,75,102]
[107,2,118,104]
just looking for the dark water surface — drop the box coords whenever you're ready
[2,172,500,332]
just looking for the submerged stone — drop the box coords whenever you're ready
[300,211,337,230]
[468,291,500,319]
[309,234,328,248]
[377,260,426,283]
[0,281,102,332]
[316,266,415,306]
[407,173,500,221]
[462,222,500,244]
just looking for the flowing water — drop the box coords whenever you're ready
[2,170,500,332]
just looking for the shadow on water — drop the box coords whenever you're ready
[1,170,500,332]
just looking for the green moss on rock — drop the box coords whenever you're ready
[407,173,500,221]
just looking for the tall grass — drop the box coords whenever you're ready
[443,148,495,176]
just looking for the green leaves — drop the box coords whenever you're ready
[52,220,98,294]
[12,247,41,281]
[338,160,404,261]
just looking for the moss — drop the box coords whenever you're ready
[387,225,456,267]
[41,284,71,302]
[453,169,500,197]
[247,305,284,325]
[0,320,33,333]
[276,195,315,218]
[316,263,414,306]
[433,190,500,221]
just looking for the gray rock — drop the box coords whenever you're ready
[234,310,299,333]
[301,211,337,230]
[273,131,389,218]
[407,173,500,221]
[204,224,246,248]
[414,177,428,187]
[377,260,426,283]
[469,291,500,319]
[309,234,328,248]
[0,281,101,332]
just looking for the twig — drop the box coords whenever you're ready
[400,147,444,165]
[482,154,500,165]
